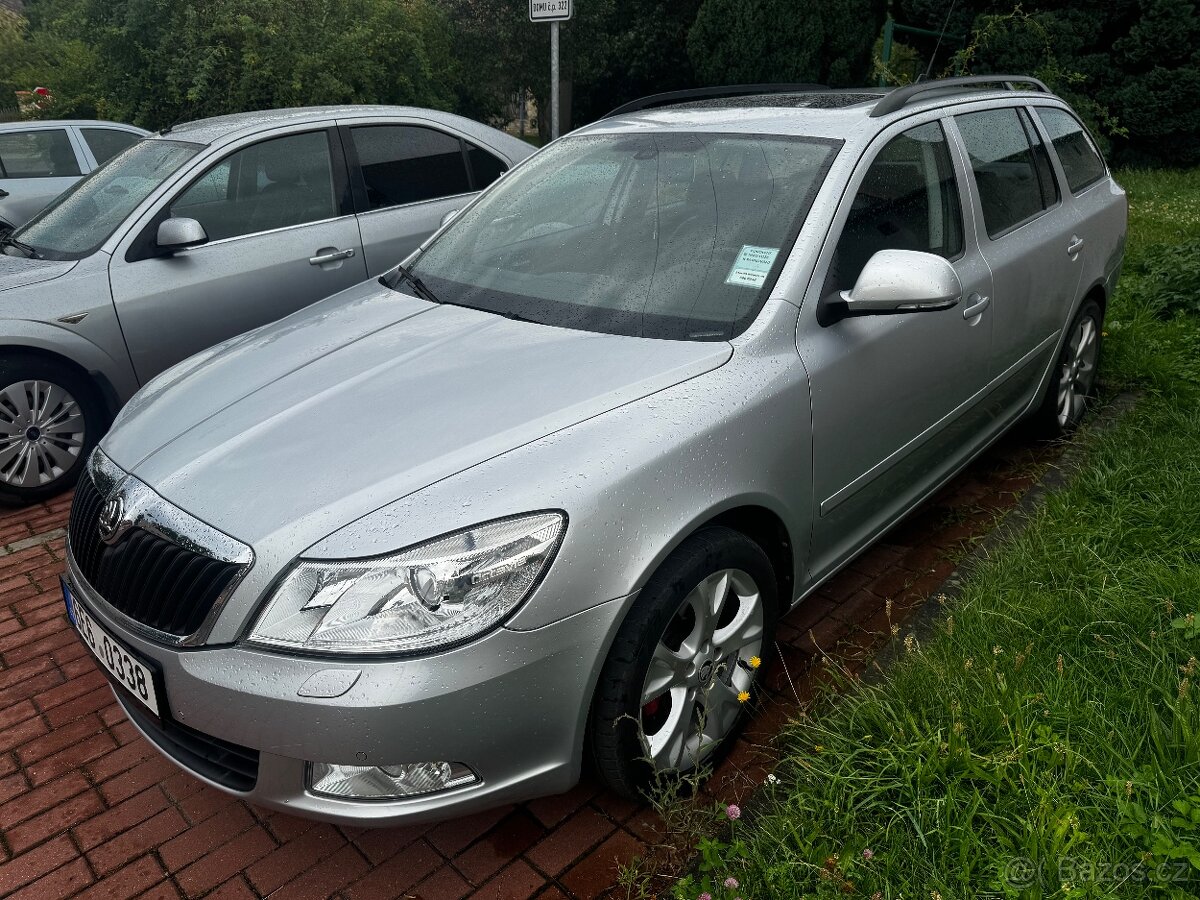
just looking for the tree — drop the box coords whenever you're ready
[687,0,887,87]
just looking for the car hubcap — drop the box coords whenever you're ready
[639,568,764,772]
[1057,316,1099,428]
[0,380,85,487]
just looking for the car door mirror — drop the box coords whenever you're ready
[440,209,461,228]
[156,217,208,252]
[837,249,962,317]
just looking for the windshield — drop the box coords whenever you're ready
[407,132,840,340]
[15,139,202,260]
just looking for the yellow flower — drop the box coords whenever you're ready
[737,690,751,703]
[748,655,762,670]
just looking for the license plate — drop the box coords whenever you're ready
[63,579,161,716]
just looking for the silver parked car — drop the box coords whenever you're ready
[0,119,149,237]
[64,77,1125,824]
[0,106,532,502]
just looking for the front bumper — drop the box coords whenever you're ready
[64,554,630,826]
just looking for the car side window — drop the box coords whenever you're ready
[0,129,81,178]
[350,125,472,210]
[826,121,964,296]
[1035,107,1107,193]
[467,143,507,190]
[81,128,141,166]
[171,131,337,242]
[956,107,1053,238]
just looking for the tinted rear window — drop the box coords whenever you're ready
[1036,107,1107,193]
[82,128,142,166]
[956,107,1051,238]
[350,126,471,209]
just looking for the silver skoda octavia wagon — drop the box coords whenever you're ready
[64,76,1126,824]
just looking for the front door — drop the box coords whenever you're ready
[109,127,367,382]
[799,119,996,580]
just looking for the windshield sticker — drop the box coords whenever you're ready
[725,245,780,288]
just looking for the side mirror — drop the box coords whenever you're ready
[439,209,461,228]
[156,217,208,252]
[830,249,962,321]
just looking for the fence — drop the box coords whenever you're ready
[0,106,22,123]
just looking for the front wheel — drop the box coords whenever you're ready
[0,355,105,505]
[588,527,777,799]
[1032,298,1103,437]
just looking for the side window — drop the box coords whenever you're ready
[956,107,1051,238]
[350,125,471,209]
[1035,107,1107,193]
[0,129,80,178]
[1022,109,1060,209]
[171,131,337,242]
[467,143,507,190]
[173,160,232,211]
[827,121,964,295]
[81,128,141,166]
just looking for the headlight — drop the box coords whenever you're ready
[248,512,565,655]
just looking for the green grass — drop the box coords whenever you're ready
[666,168,1200,899]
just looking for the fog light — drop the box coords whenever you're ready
[308,761,478,799]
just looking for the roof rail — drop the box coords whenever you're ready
[869,74,1052,118]
[602,84,829,119]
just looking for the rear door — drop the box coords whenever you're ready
[0,126,86,228]
[109,124,368,382]
[950,106,1081,420]
[340,121,509,275]
[1031,105,1125,298]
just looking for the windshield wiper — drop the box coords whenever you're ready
[0,234,40,259]
[384,262,442,305]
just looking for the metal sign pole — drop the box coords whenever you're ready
[550,20,560,140]
[530,0,570,140]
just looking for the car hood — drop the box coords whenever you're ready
[0,251,78,291]
[102,281,732,549]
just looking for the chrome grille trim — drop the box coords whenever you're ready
[66,449,254,647]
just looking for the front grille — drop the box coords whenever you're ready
[119,695,259,792]
[68,470,242,637]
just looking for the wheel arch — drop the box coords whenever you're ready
[699,505,795,605]
[0,343,121,422]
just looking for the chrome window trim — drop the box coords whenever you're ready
[354,190,478,219]
[173,213,356,252]
[72,449,255,647]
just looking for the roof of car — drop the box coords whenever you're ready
[581,77,1062,142]
[155,105,510,147]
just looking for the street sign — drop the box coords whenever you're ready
[529,0,571,22]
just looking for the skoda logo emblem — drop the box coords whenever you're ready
[98,495,124,544]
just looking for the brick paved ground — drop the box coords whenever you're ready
[0,431,1059,899]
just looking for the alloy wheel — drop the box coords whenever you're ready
[638,567,765,772]
[0,380,86,487]
[1057,314,1099,428]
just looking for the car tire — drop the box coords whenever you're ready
[1032,298,1103,438]
[0,354,106,505]
[588,526,778,799]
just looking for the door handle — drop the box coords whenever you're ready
[1067,235,1085,256]
[0,188,8,198]
[308,248,355,266]
[962,293,990,320]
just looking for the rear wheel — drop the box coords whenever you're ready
[588,527,777,799]
[1033,298,1103,437]
[0,355,105,504]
